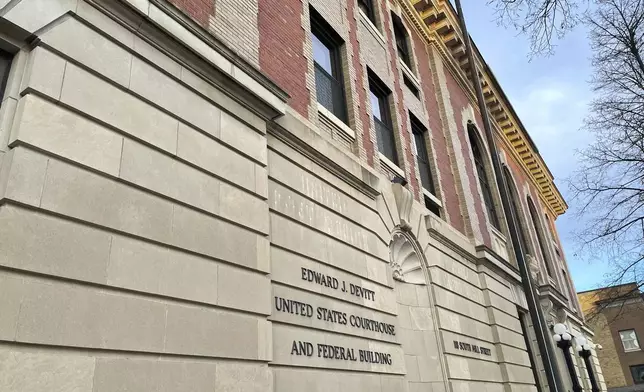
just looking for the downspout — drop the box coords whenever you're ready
[452,1,566,390]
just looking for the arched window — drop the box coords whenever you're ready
[468,124,500,229]
[527,197,554,277]
[502,166,530,255]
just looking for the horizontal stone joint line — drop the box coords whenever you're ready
[267,144,378,213]
[267,362,406,376]
[269,209,387,263]
[267,176,388,247]
[0,200,268,275]
[0,263,269,318]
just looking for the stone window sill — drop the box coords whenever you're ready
[379,152,405,178]
[359,9,387,48]
[422,188,442,208]
[399,58,420,87]
[317,103,355,139]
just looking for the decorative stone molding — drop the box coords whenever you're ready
[540,298,555,326]
[527,254,542,285]
[392,183,414,232]
[390,232,425,285]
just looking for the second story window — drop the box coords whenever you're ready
[468,124,500,229]
[311,8,347,123]
[391,12,411,69]
[358,0,376,25]
[503,166,530,254]
[527,197,554,278]
[619,330,641,352]
[368,70,397,165]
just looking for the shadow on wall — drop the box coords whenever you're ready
[608,385,644,392]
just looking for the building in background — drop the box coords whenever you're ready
[579,283,644,390]
[0,0,601,391]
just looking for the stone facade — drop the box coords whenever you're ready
[0,0,600,391]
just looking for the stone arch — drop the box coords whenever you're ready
[390,230,426,284]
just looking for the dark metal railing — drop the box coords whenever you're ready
[314,64,346,123]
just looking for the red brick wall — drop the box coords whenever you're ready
[168,0,213,27]
[444,69,491,246]
[258,0,309,118]
[410,28,465,233]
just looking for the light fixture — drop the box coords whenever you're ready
[553,323,567,335]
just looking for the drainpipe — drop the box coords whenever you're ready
[452,1,566,391]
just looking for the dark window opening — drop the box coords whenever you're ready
[411,113,435,195]
[424,195,441,217]
[368,70,397,165]
[0,51,12,104]
[403,74,419,98]
[358,0,376,25]
[391,12,411,69]
[519,311,543,392]
[468,124,500,229]
[631,364,644,384]
[503,166,529,255]
[527,197,554,278]
[311,8,347,123]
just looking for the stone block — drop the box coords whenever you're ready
[133,36,181,77]
[177,123,256,194]
[4,0,77,34]
[220,182,269,234]
[107,235,219,304]
[120,139,220,215]
[409,306,435,331]
[93,357,216,392]
[0,205,111,284]
[480,272,513,299]
[405,355,421,382]
[416,285,431,308]
[77,1,135,48]
[433,286,487,321]
[218,263,269,314]
[20,47,65,99]
[273,368,339,392]
[486,290,518,316]
[16,278,166,351]
[431,268,483,304]
[40,159,174,243]
[171,205,265,271]
[214,363,273,392]
[379,375,407,392]
[396,283,419,307]
[60,63,178,153]
[488,308,521,331]
[441,330,497,362]
[164,304,260,359]
[13,95,123,176]
[179,67,265,133]
[41,17,132,86]
[130,57,222,139]
[0,271,23,340]
[270,213,328,263]
[435,307,494,342]
[0,348,95,392]
[399,328,426,357]
[220,111,267,164]
[1,147,48,206]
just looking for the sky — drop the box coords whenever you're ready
[461,0,611,291]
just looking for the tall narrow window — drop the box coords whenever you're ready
[527,197,554,278]
[411,114,434,194]
[311,8,347,123]
[468,124,500,229]
[358,0,376,25]
[391,12,411,68]
[518,310,542,392]
[503,166,529,254]
[369,70,397,165]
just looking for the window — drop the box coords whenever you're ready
[468,124,500,229]
[403,74,419,98]
[311,8,347,123]
[358,0,376,25]
[527,197,554,278]
[620,330,641,352]
[411,114,434,194]
[519,310,543,392]
[391,12,411,68]
[503,166,529,254]
[0,51,12,104]
[631,365,644,384]
[369,70,397,165]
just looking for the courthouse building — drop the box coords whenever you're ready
[0,0,604,391]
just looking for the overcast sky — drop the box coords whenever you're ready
[461,1,610,291]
